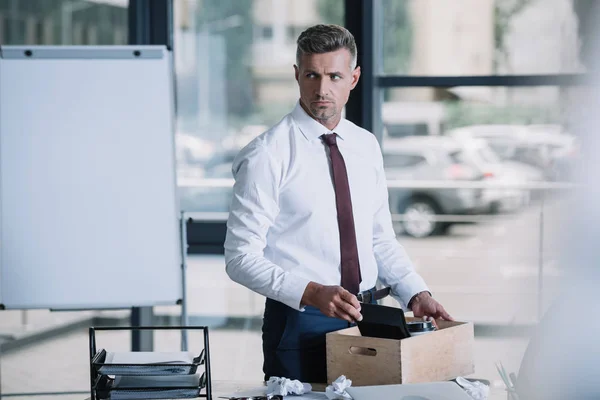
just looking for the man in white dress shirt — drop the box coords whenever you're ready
[224,24,452,383]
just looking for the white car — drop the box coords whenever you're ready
[448,132,545,213]
[446,124,577,181]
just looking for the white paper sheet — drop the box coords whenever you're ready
[99,351,199,375]
[108,351,196,364]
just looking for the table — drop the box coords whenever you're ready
[84,380,509,399]
[83,380,327,400]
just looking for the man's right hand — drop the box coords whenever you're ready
[301,282,363,323]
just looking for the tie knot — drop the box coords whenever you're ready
[321,133,337,146]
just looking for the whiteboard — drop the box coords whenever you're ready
[0,46,181,309]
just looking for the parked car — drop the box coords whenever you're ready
[446,124,577,181]
[383,136,490,238]
[175,132,215,166]
[447,132,545,213]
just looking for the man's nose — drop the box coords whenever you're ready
[315,78,329,97]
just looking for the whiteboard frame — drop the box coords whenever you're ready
[0,45,183,310]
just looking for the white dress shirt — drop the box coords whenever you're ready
[224,101,429,311]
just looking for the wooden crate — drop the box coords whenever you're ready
[326,318,475,386]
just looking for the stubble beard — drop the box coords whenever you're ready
[309,103,337,123]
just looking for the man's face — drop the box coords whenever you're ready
[294,48,361,125]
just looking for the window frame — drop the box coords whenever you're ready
[344,0,590,145]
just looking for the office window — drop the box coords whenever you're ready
[34,18,44,44]
[286,25,308,42]
[286,25,296,41]
[260,25,273,39]
[172,2,345,382]
[372,0,587,384]
[380,84,576,235]
[0,0,128,45]
[377,86,579,385]
[174,0,344,214]
[379,82,577,310]
[381,0,585,75]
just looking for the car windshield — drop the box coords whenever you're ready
[477,146,501,164]
[386,123,429,138]
[487,141,516,159]
[449,150,468,164]
[383,153,425,168]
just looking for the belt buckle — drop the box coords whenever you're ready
[357,290,372,304]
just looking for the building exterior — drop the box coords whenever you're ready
[0,0,128,45]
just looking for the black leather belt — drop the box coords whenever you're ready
[356,287,391,303]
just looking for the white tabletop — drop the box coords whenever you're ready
[84,380,327,399]
[84,379,509,399]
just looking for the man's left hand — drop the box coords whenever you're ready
[410,292,453,321]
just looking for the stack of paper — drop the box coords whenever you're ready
[110,374,202,400]
[110,388,199,400]
[99,351,198,376]
[94,351,206,399]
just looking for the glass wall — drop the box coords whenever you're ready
[0,0,128,45]
[175,0,344,214]
[170,0,584,387]
[381,0,584,75]
[375,0,584,386]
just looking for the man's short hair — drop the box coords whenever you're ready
[296,24,357,70]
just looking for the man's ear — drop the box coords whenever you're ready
[294,64,300,82]
[350,66,361,90]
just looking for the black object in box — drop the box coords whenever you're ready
[356,303,411,340]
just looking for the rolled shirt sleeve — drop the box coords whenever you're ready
[224,141,311,311]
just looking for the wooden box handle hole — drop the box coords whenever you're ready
[348,346,377,356]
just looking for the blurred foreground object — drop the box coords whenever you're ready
[517,2,600,399]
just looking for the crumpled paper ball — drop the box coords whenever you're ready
[325,375,353,400]
[455,377,490,400]
[266,376,312,396]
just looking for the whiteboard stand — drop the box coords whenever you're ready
[0,337,3,399]
[130,307,154,351]
[180,211,190,351]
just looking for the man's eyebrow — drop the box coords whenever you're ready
[303,70,346,77]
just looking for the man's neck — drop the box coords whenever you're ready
[318,116,341,131]
[299,101,341,131]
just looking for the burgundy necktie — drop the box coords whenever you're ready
[322,133,362,295]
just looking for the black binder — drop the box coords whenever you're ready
[357,303,412,340]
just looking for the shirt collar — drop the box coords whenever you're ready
[291,100,350,142]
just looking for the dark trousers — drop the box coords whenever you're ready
[262,298,351,383]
